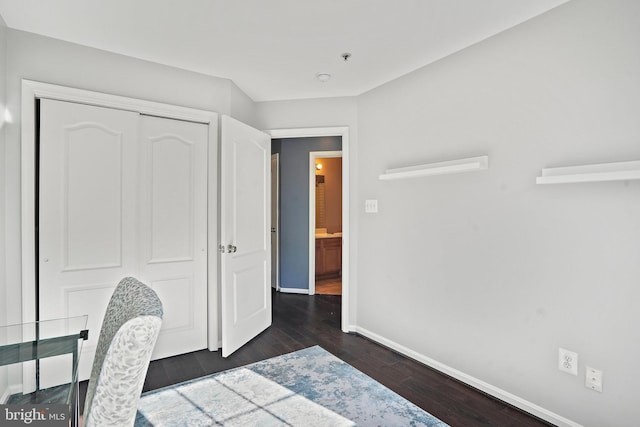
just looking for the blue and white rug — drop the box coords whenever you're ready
[135,345,449,426]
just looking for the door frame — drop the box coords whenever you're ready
[271,153,280,291]
[267,127,352,333]
[20,80,221,350]
[308,151,342,295]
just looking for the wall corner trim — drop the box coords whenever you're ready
[353,326,583,427]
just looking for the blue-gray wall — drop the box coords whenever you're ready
[273,137,342,290]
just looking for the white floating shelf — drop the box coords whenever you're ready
[379,156,489,181]
[536,160,640,184]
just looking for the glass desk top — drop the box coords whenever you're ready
[0,316,88,409]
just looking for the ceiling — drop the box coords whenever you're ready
[0,0,569,102]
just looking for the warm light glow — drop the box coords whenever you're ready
[0,107,11,129]
[316,163,323,170]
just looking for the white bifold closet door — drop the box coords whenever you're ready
[38,99,208,381]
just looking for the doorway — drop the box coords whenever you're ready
[271,153,280,291]
[310,152,342,296]
[268,127,351,333]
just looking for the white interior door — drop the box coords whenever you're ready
[138,115,208,359]
[39,99,209,380]
[39,99,140,383]
[220,115,271,357]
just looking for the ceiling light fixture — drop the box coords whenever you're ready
[315,73,331,83]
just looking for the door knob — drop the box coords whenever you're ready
[227,244,237,253]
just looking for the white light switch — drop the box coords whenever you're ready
[365,199,378,213]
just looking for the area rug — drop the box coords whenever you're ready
[135,345,449,426]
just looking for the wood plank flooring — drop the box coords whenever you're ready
[315,278,342,295]
[80,291,554,426]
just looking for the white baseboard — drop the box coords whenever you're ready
[353,326,582,427]
[278,287,309,295]
[1,384,22,404]
[344,324,357,333]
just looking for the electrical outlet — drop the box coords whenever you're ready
[585,366,603,392]
[558,348,578,376]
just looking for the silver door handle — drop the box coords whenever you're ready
[227,244,237,253]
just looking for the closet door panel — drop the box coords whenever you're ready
[149,137,193,261]
[39,99,139,382]
[139,115,208,359]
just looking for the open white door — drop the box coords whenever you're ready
[220,115,271,357]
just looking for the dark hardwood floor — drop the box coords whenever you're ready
[80,291,554,426]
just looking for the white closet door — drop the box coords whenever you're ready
[39,100,209,381]
[139,115,208,359]
[39,99,140,382]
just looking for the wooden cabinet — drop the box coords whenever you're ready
[315,237,342,279]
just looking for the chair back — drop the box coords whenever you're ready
[83,277,163,427]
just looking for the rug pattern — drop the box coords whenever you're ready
[135,346,449,426]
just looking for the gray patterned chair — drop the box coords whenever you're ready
[82,277,163,427]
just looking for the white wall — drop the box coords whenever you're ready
[0,14,8,400]
[230,81,259,128]
[0,16,6,324]
[2,29,256,324]
[356,0,639,426]
[255,97,357,131]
